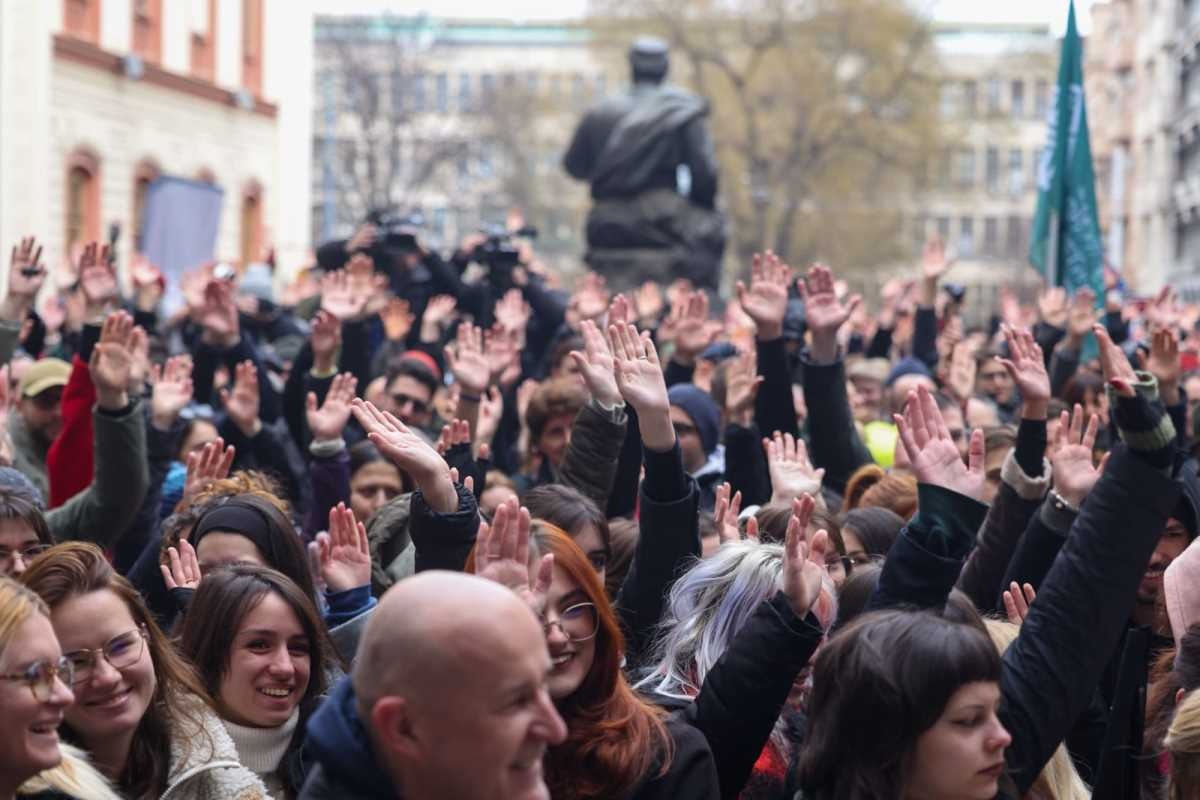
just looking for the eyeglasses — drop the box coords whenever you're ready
[0,656,75,702]
[0,543,49,569]
[541,602,599,643]
[390,393,430,416]
[63,627,147,685]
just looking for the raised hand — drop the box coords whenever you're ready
[420,294,458,342]
[181,437,236,508]
[607,293,630,328]
[126,326,150,394]
[945,341,977,405]
[1147,286,1182,334]
[445,322,490,397]
[475,498,554,615]
[1037,287,1068,329]
[570,272,610,323]
[306,372,358,442]
[475,386,503,454]
[782,494,830,618]
[1003,581,1037,626]
[315,503,371,592]
[1050,404,1102,508]
[1140,327,1181,406]
[723,348,762,426]
[309,309,341,374]
[200,279,240,346]
[765,431,825,504]
[737,251,792,340]
[351,399,456,512]
[996,325,1050,419]
[494,288,532,334]
[799,263,862,363]
[895,386,985,501]
[611,322,674,451]
[219,360,261,438]
[484,325,521,387]
[919,234,952,306]
[1094,323,1137,398]
[130,255,164,312]
[713,482,743,545]
[320,267,369,321]
[89,311,135,410]
[569,320,622,408]
[379,297,414,342]
[78,242,117,317]
[1065,287,1097,346]
[160,538,201,591]
[668,290,722,365]
[346,253,390,318]
[5,236,46,318]
[149,355,194,430]
[435,418,472,456]
[634,281,665,324]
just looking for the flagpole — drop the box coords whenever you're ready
[1046,210,1059,287]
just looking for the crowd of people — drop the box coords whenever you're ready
[0,222,1199,799]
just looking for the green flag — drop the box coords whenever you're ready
[1029,0,1104,300]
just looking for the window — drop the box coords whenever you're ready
[939,150,953,191]
[458,74,472,112]
[480,73,496,109]
[435,73,449,113]
[240,182,263,266]
[940,83,957,116]
[63,0,101,43]
[1011,80,1025,118]
[571,73,587,105]
[1034,79,1049,118]
[65,149,101,253]
[410,73,426,113]
[958,217,975,255]
[936,216,951,240]
[1006,215,1025,257]
[132,160,160,252]
[1008,149,1024,196]
[242,0,264,95]
[984,217,1000,255]
[986,77,1001,114]
[1031,147,1042,190]
[190,0,217,82]
[132,0,162,63]
[962,80,977,117]
[956,148,976,189]
[985,146,1000,193]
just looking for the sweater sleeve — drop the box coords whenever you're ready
[46,356,95,508]
[799,352,873,495]
[754,337,799,439]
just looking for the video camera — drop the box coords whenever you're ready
[367,210,424,254]
[471,224,538,283]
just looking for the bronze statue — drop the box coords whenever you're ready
[563,37,726,290]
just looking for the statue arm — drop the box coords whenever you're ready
[682,116,719,209]
[563,119,593,181]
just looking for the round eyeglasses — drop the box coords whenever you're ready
[0,656,75,702]
[541,602,599,643]
[63,627,147,685]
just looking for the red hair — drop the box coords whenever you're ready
[466,523,672,798]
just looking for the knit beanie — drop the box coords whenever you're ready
[0,467,44,509]
[668,384,720,455]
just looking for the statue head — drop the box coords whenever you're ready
[629,37,669,85]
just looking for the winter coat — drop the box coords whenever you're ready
[798,353,873,496]
[625,713,720,800]
[298,678,398,800]
[161,698,272,800]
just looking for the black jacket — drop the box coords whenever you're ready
[799,352,872,496]
[626,714,720,800]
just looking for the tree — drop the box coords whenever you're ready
[586,0,946,277]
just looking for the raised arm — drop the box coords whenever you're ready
[558,319,627,510]
[737,253,800,438]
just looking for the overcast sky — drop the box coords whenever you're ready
[312,0,1093,34]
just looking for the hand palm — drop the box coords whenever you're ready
[771,460,816,493]
[912,440,980,497]
[228,386,258,425]
[742,283,786,325]
[806,294,848,334]
[1011,355,1050,401]
[324,541,369,585]
[323,289,362,320]
[452,350,489,394]
[154,383,191,416]
[1053,446,1098,497]
[616,361,667,412]
[82,268,116,304]
[94,347,131,392]
[309,400,351,440]
[676,318,715,353]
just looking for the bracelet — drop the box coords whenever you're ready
[1047,488,1079,514]
[459,392,482,404]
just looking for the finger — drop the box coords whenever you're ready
[1082,413,1100,452]
[514,507,531,572]
[792,493,815,534]
[1022,582,1037,608]
[533,554,554,598]
[161,564,178,590]
[1069,403,1084,444]
[730,490,742,519]
[906,390,928,448]
[967,428,985,477]
[1003,590,1019,625]
[1054,410,1069,451]
[920,385,950,442]
[894,412,919,465]
[808,528,830,567]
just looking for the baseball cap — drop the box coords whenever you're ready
[19,358,70,398]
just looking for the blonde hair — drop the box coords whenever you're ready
[0,579,120,800]
[984,620,1090,800]
[1167,690,1200,800]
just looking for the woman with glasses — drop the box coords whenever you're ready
[19,542,269,800]
[178,565,338,799]
[0,576,120,800]
[0,491,52,579]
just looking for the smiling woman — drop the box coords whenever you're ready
[177,565,338,799]
[18,543,269,800]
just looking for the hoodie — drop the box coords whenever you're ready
[298,677,398,800]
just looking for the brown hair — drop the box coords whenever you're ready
[752,503,846,554]
[844,464,917,520]
[465,526,672,798]
[20,542,213,800]
[605,519,639,601]
[177,565,339,797]
[0,489,53,546]
[522,483,610,555]
[525,377,587,443]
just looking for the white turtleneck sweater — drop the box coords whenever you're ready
[222,708,300,798]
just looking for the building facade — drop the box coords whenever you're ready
[0,0,314,285]
[312,14,613,264]
[903,22,1057,322]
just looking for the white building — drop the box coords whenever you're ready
[0,0,314,284]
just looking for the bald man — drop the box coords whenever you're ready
[299,571,567,800]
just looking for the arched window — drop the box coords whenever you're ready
[65,148,101,253]
[132,0,163,63]
[240,181,263,266]
[190,0,218,82]
[63,0,101,44]
[132,159,161,252]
